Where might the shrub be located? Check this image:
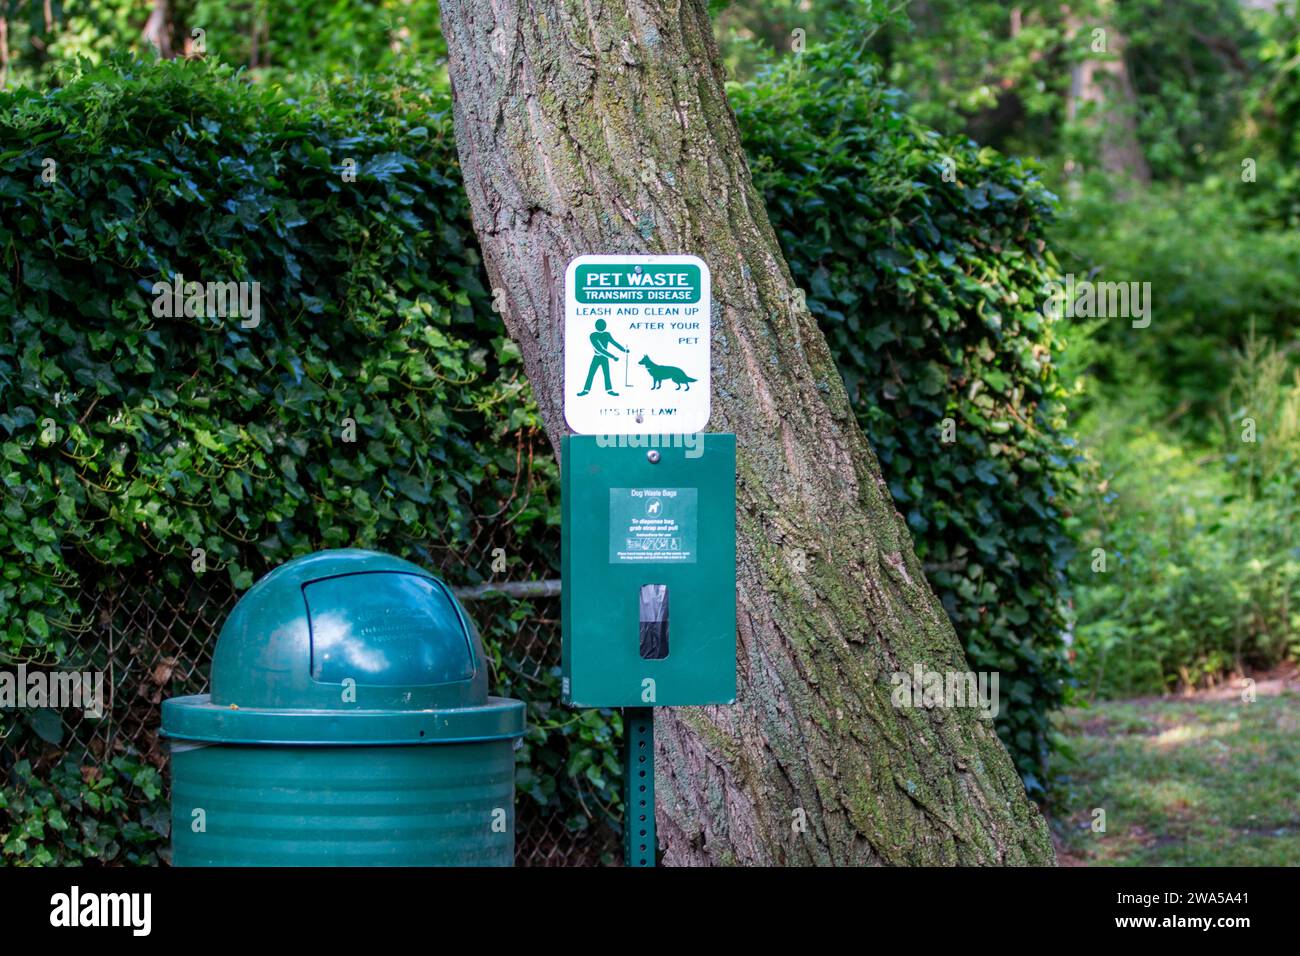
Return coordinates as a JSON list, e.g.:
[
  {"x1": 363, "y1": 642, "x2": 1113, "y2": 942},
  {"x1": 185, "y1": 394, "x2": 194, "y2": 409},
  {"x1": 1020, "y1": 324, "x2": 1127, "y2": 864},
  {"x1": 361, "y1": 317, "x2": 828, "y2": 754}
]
[
  {"x1": 733, "y1": 47, "x2": 1079, "y2": 794},
  {"x1": 0, "y1": 58, "x2": 616, "y2": 863},
  {"x1": 0, "y1": 57, "x2": 529, "y2": 655},
  {"x1": 1072, "y1": 333, "x2": 1300, "y2": 697}
]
